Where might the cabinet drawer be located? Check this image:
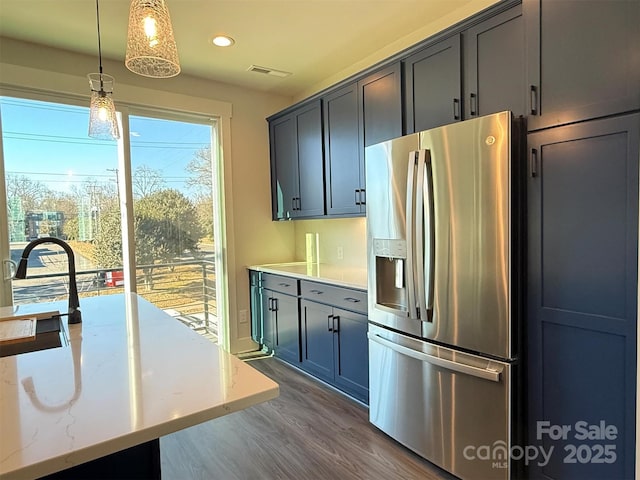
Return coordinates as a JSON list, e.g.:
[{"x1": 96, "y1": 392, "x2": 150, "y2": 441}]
[
  {"x1": 262, "y1": 273, "x2": 298, "y2": 295},
  {"x1": 300, "y1": 281, "x2": 367, "y2": 315}
]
